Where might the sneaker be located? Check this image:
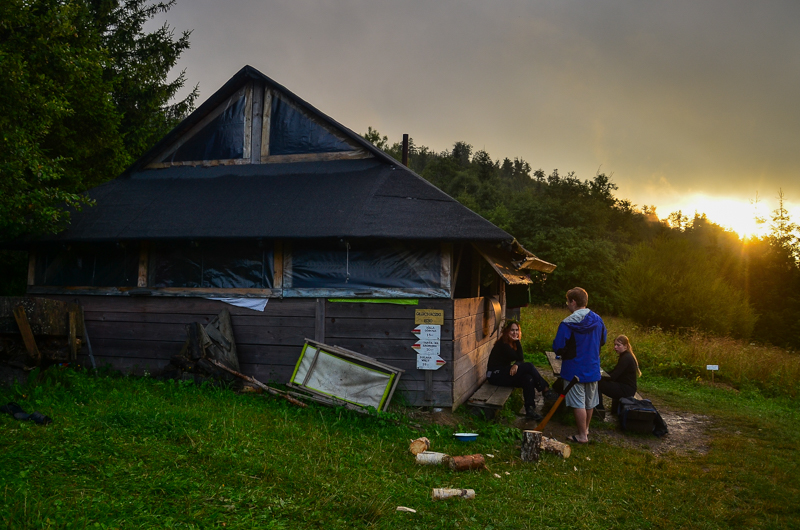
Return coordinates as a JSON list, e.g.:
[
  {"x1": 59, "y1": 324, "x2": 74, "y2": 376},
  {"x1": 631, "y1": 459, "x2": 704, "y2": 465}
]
[
  {"x1": 525, "y1": 406, "x2": 544, "y2": 421},
  {"x1": 543, "y1": 389, "x2": 559, "y2": 402}
]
